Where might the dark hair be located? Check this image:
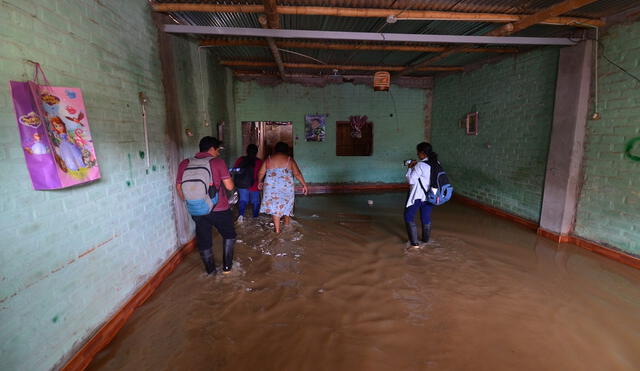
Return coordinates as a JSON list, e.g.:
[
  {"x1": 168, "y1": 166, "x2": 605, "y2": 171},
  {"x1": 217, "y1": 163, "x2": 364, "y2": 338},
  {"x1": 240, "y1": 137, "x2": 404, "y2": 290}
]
[
  {"x1": 417, "y1": 142, "x2": 438, "y2": 162},
  {"x1": 199, "y1": 136, "x2": 222, "y2": 152},
  {"x1": 246, "y1": 144, "x2": 258, "y2": 158},
  {"x1": 244, "y1": 144, "x2": 259, "y2": 167},
  {"x1": 274, "y1": 142, "x2": 289, "y2": 155}
]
